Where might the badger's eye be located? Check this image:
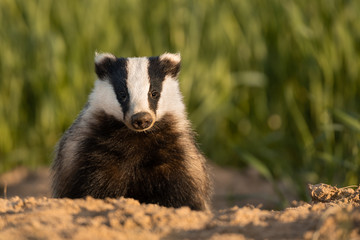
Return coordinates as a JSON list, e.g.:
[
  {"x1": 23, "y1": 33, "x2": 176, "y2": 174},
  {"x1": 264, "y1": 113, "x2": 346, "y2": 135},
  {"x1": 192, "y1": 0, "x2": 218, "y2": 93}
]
[
  {"x1": 150, "y1": 90, "x2": 160, "y2": 99},
  {"x1": 118, "y1": 91, "x2": 127, "y2": 102}
]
